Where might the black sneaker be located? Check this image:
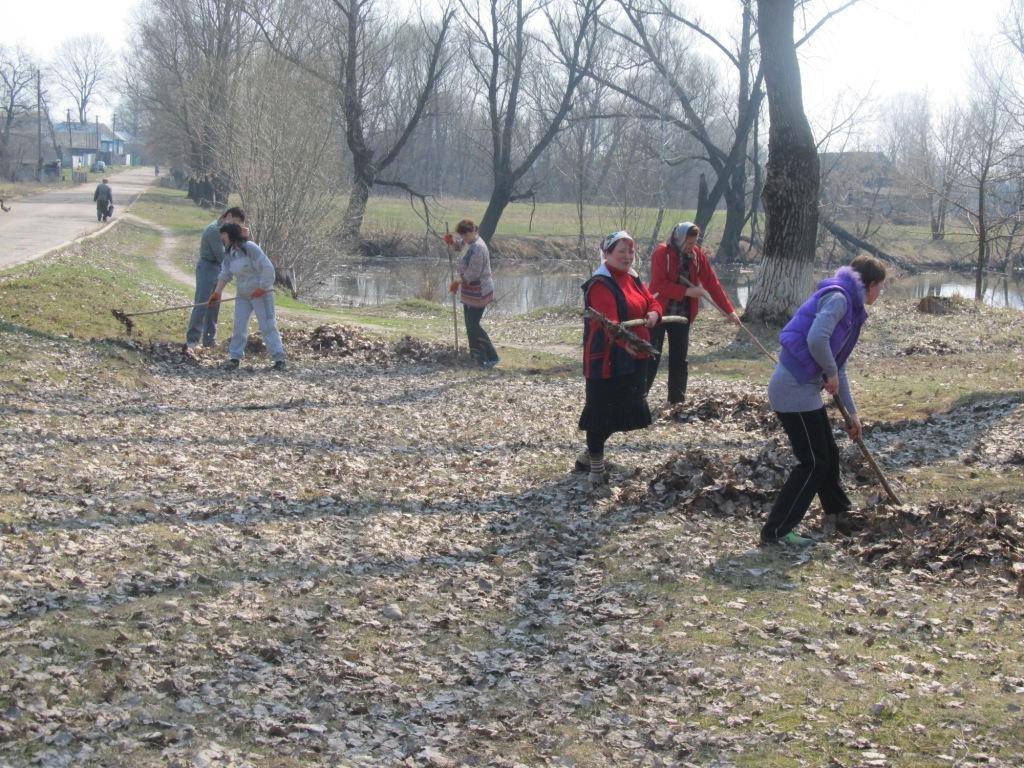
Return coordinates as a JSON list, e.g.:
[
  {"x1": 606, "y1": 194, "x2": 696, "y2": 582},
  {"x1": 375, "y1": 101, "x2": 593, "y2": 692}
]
[
  {"x1": 270, "y1": 360, "x2": 286, "y2": 372},
  {"x1": 222, "y1": 359, "x2": 240, "y2": 370}
]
